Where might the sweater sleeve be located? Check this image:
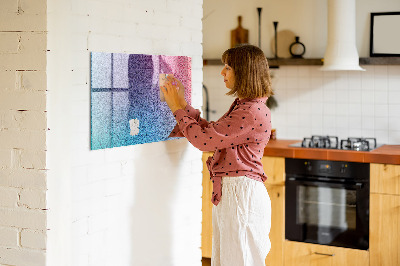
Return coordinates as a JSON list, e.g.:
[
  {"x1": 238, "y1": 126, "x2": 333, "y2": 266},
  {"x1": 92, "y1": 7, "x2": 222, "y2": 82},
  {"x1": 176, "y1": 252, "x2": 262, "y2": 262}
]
[
  {"x1": 169, "y1": 104, "x2": 210, "y2": 137},
  {"x1": 173, "y1": 106, "x2": 257, "y2": 152}
]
